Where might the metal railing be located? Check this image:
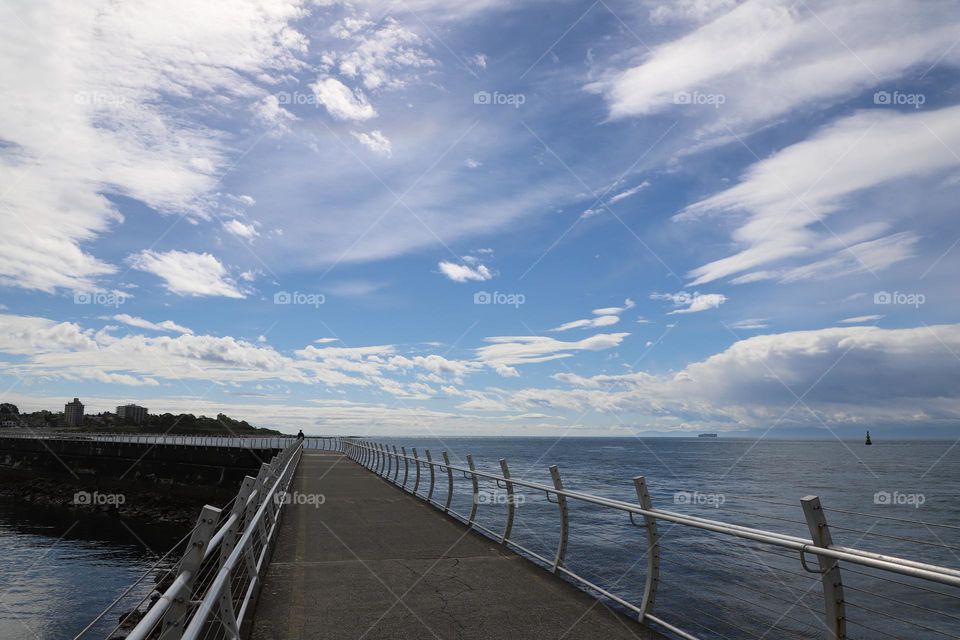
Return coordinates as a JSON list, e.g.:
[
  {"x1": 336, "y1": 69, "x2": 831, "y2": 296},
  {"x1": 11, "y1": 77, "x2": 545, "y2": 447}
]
[
  {"x1": 345, "y1": 439, "x2": 960, "y2": 640},
  {"x1": 0, "y1": 431, "x2": 341, "y2": 450},
  {"x1": 75, "y1": 437, "x2": 345, "y2": 640}
]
